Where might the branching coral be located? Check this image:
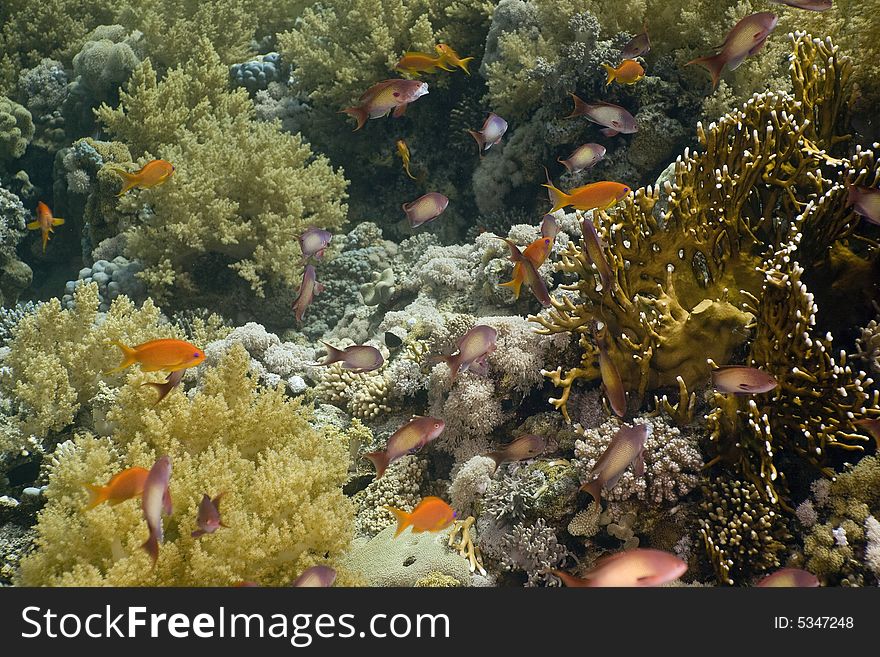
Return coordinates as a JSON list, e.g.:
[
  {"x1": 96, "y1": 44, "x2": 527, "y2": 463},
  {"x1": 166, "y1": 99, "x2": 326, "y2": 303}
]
[
  {"x1": 498, "y1": 517, "x2": 569, "y2": 586},
  {"x1": 17, "y1": 345, "x2": 354, "y2": 586}
]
